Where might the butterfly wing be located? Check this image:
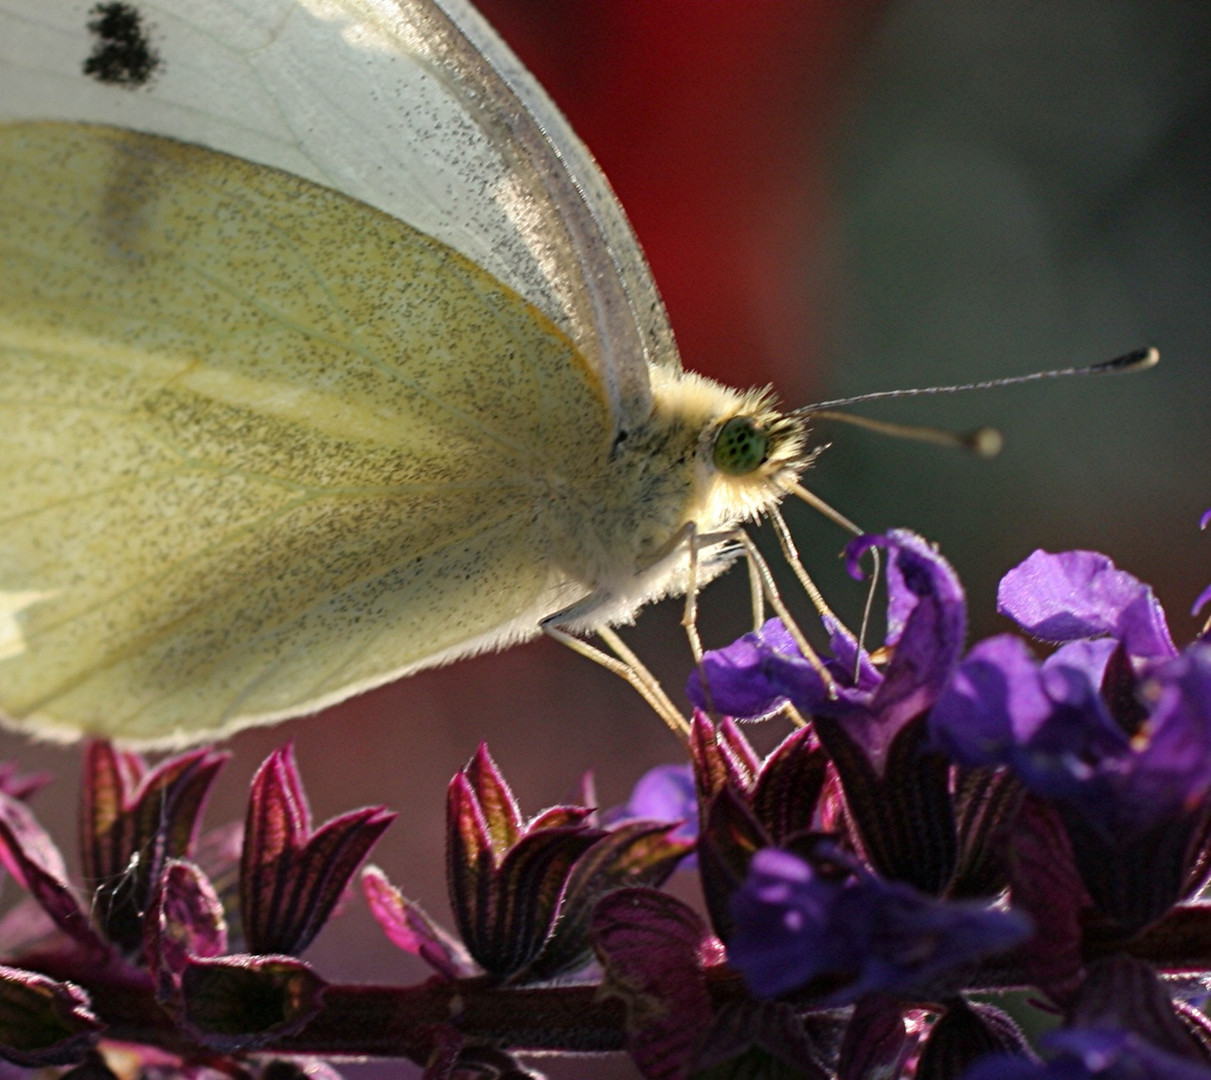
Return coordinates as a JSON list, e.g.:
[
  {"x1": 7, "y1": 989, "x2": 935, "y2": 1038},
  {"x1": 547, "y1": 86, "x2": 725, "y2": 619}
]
[
  {"x1": 0, "y1": 0, "x2": 689, "y2": 743},
  {"x1": 0, "y1": 0, "x2": 680, "y2": 429},
  {"x1": 0, "y1": 122, "x2": 612, "y2": 744}
]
